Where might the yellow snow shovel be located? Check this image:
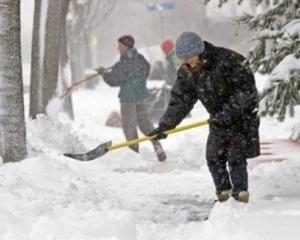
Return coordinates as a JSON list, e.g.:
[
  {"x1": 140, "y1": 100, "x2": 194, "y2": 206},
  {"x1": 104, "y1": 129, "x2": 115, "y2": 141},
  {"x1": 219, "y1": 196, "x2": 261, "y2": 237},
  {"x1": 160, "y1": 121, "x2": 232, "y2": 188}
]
[{"x1": 63, "y1": 119, "x2": 209, "y2": 161}]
